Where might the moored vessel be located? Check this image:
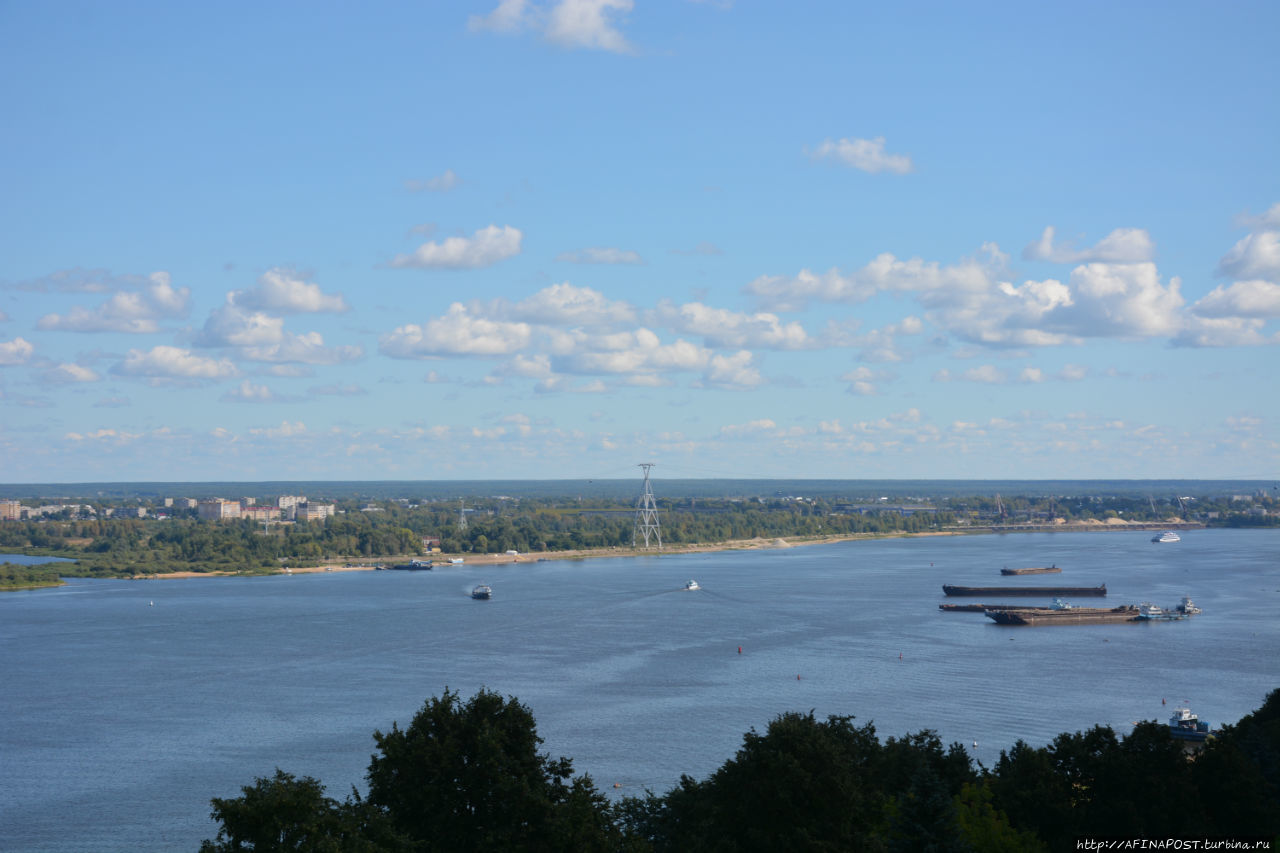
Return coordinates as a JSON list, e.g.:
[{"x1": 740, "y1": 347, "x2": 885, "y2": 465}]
[
  {"x1": 943, "y1": 584, "x2": 1106, "y2": 597},
  {"x1": 984, "y1": 605, "x2": 1139, "y2": 625},
  {"x1": 389, "y1": 560, "x2": 433, "y2": 571},
  {"x1": 1167, "y1": 707, "x2": 1212, "y2": 741},
  {"x1": 1000, "y1": 565, "x2": 1061, "y2": 575}
]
